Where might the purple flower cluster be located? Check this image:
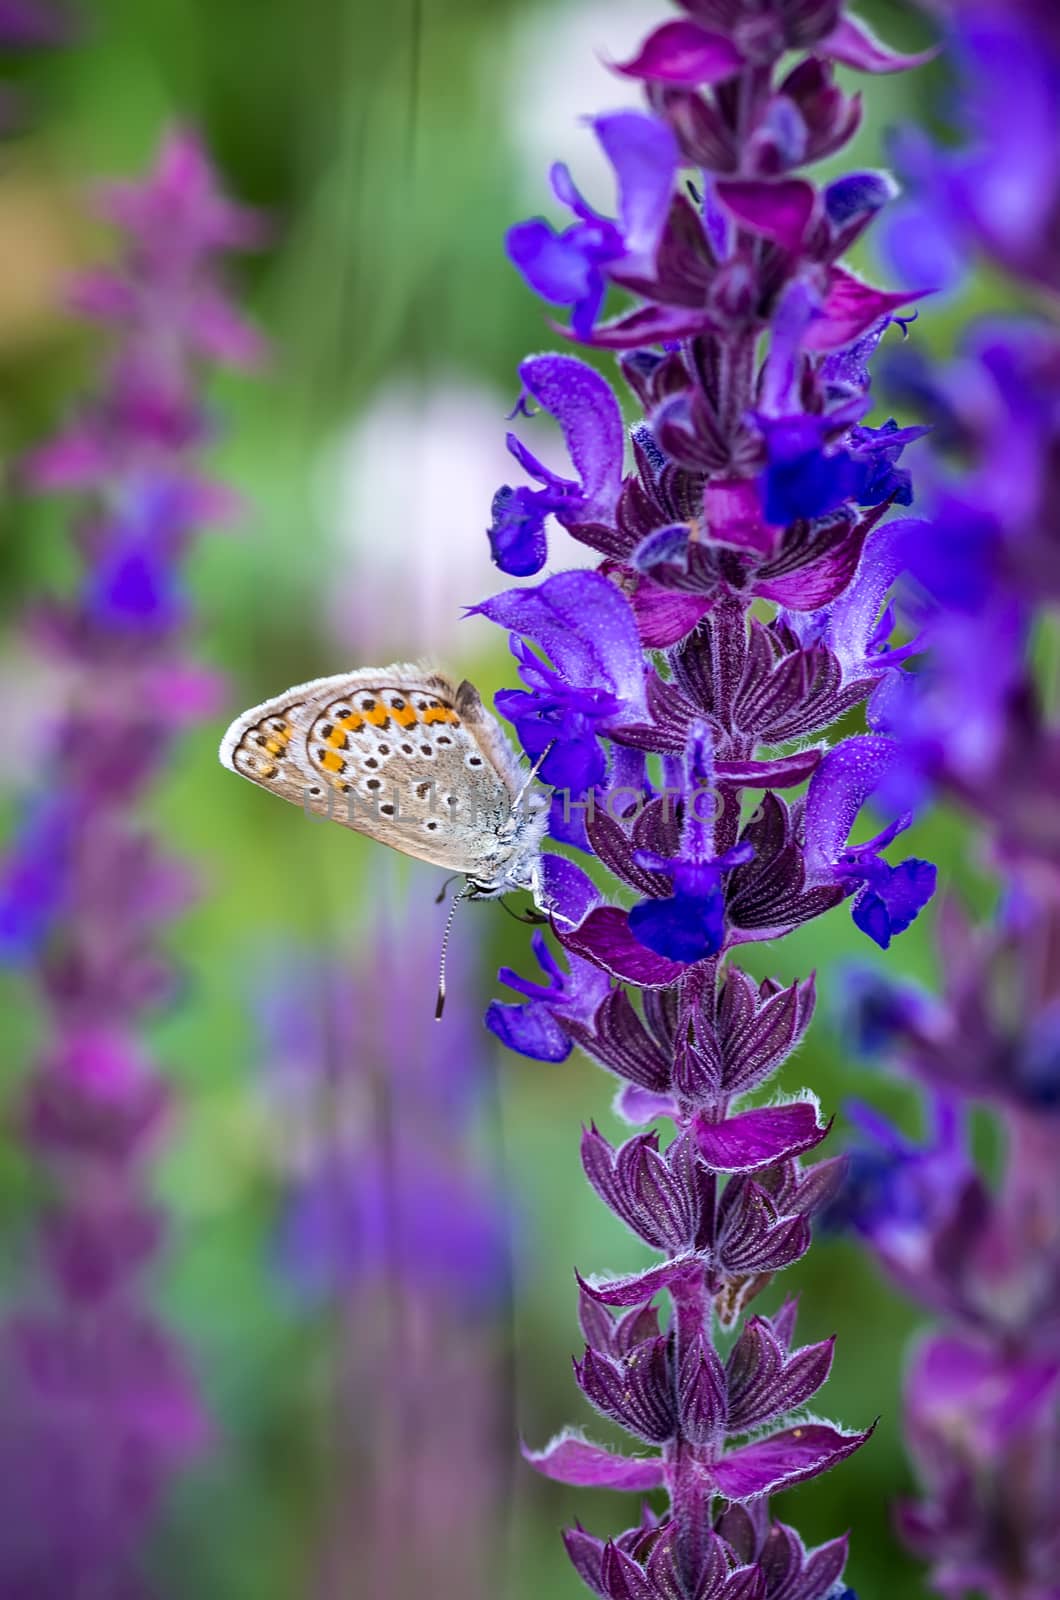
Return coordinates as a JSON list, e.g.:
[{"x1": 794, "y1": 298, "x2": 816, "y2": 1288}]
[
  {"x1": 830, "y1": 3, "x2": 1060, "y2": 1593},
  {"x1": 0, "y1": 131, "x2": 261, "y2": 1593},
  {"x1": 255, "y1": 907, "x2": 511, "y2": 1599},
  {"x1": 474, "y1": 1, "x2": 936, "y2": 1592}
]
